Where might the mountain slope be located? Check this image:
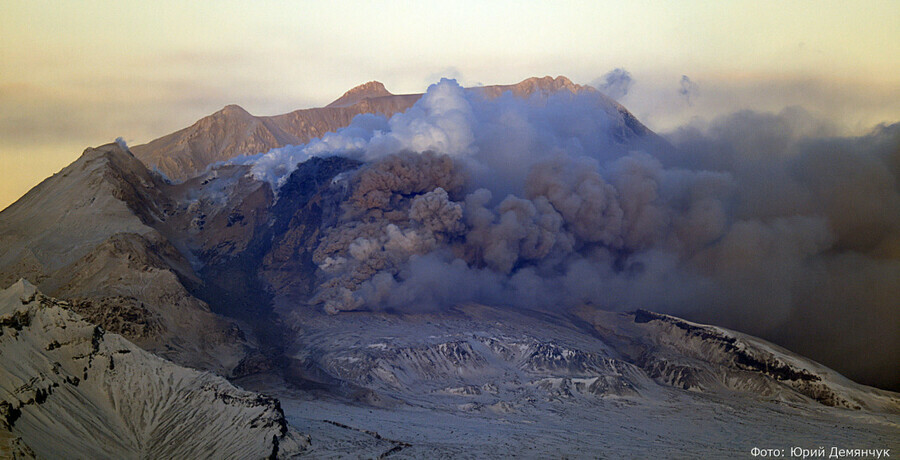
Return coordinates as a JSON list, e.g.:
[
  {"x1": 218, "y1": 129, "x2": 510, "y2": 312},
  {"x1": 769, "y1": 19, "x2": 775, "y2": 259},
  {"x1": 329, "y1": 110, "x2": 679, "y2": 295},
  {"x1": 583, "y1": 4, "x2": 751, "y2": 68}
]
[
  {"x1": 130, "y1": 105, "x2": 302, "y2": 182},
  {"x1": 131, "y1": 76, "x2": 657, "y2": 181},
  {"x1": 249, "y1": 302, "x2": 899, "y2": 457},
  {"x1": 280, "y1": 302, "x2": 899, "y2": 415},
  {"x1": 0, "y1": 279, "x2": 308, "y2": 459},
  {"x1": 0, "y1": 143, "x2": 252, "y2": 375}
]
